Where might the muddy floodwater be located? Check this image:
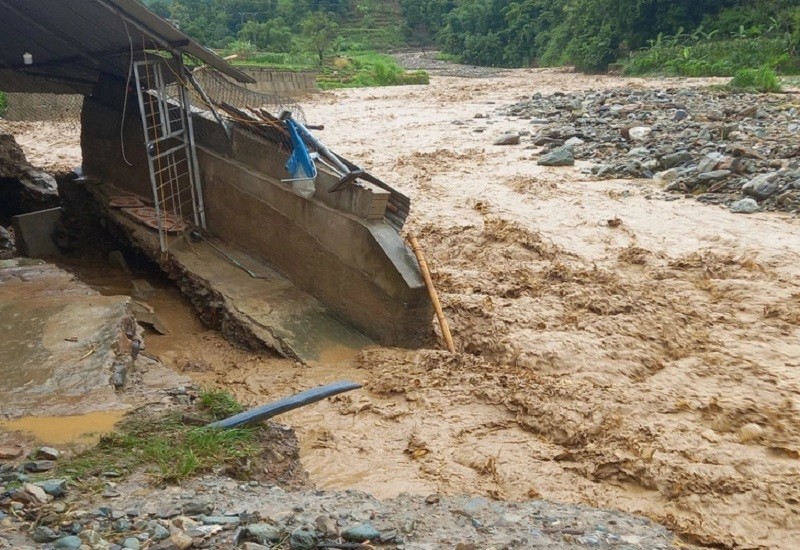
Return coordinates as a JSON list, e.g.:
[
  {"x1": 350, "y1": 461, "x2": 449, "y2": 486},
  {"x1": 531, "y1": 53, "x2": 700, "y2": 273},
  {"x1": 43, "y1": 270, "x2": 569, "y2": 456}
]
[{"x1": 6, "y1": 68, "x2": 800, "y2": 549}]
